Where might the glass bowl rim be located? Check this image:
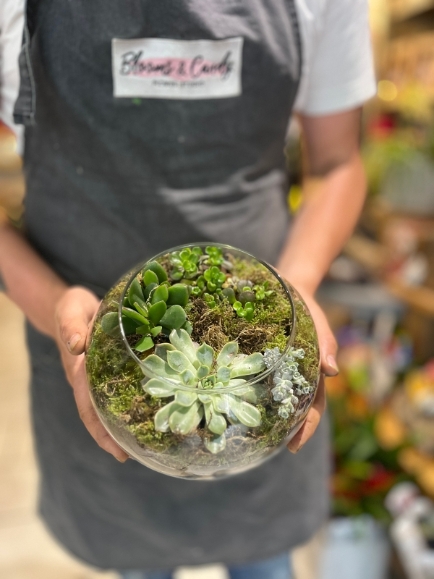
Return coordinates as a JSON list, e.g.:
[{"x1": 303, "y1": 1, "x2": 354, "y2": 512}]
[{"x1": 119, "y1": 242, "x2": 297, "y2": 393}]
